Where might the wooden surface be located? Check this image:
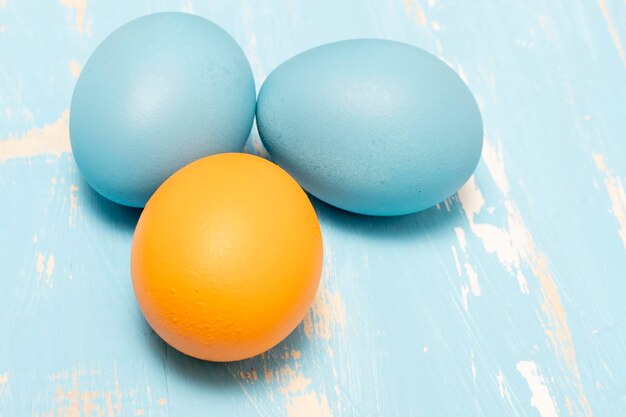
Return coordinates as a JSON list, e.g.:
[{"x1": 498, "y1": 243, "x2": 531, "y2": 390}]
[{"x1": 1, "y1": 1, "x2": 626, "y2": 416}]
